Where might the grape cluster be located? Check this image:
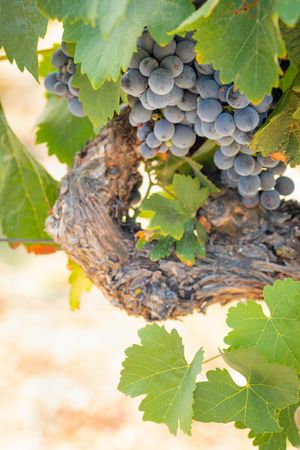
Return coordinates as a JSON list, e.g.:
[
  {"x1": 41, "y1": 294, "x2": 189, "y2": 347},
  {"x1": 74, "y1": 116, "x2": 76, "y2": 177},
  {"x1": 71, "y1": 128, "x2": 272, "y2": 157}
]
[
  {"x1": 122, "y1": 30, "x2": 295, "y2": 210},
  {"x1": 44, "y1": 43, "x2": 85, "y2": 118},
  {"x1": 121, "y1": 31, "x2": 199, "y2": 158}
]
